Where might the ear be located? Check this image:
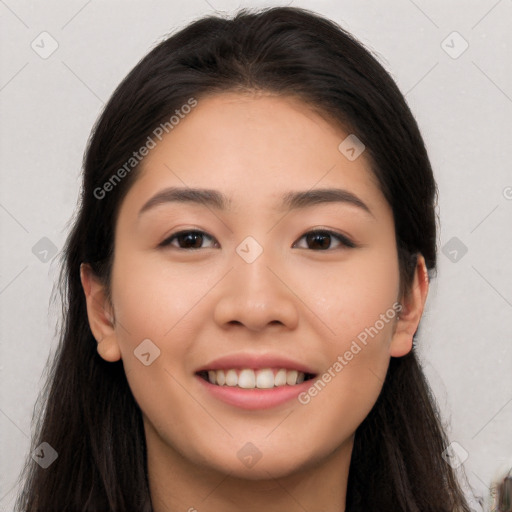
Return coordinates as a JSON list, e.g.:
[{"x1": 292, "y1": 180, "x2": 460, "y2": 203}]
[
  {"x1": 80, "y1": 263, "x2": 122, "y2": 362},
  {"x1": 389, "y1": 254, "x2": 429, "y2": 357}
]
